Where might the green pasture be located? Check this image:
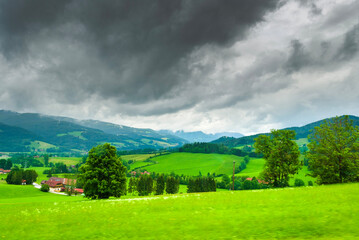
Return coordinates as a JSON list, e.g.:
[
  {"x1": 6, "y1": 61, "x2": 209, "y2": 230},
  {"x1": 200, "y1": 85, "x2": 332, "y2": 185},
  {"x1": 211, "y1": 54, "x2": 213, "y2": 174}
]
[
  {"x1": 129, "y1": 161, "x2": 153, "y2": 170},
  {"x1": 0, "y1": 182, "x2": 358, "y2": 239},
  {"x1": 143, "y1": 153, "x2": 245, "y2": 176},
  {"x1": 235, "y1": 156, "x2": 316, "y2": 185},
  {"x1": 49, "y1": 156, "x2": 82, "y2": 165},
  {"x1": 29, "y1": 141, "x2": 56, "y2": 150},
  {"x1": 120, "y1": 154, "x2": 155, "y2": 162},
  {"x1": 237, "y1": 158, "x2": 266, "y2": 177},
  {"x1": 0, "y1": 180, "x2": 83, "y2": 204}
]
